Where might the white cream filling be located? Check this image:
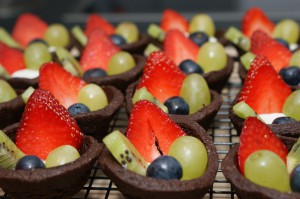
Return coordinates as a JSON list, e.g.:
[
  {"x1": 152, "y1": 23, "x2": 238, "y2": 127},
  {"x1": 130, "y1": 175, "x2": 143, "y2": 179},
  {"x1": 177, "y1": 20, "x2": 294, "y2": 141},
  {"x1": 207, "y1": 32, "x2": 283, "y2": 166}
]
[
  {"x1": 257, "y1": 113, "x2": 286, "y2": 124},
  {"x1": 12, "y1": 69, "x2": 39, "y2": 79}
]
